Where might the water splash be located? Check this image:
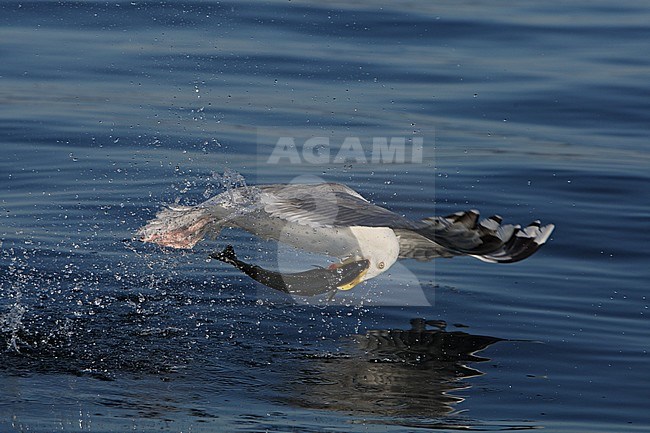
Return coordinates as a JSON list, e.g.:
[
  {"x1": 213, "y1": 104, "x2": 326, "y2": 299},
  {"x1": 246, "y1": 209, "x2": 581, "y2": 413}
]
[
  {"x1": 212, "y1": 168, "x2": 247, "y2": 190},
  {"x1": 211, "y1": 168, "x2": 259, "y2": 204},
  {"x1": 136, "y1": 169, "x2": 263, "y2": 249},
  {"x1": 0, "y1": 257, "x2": 28, "y2": 352},
  {"x1": 207, "y1": 169, "x2": 262, "y2": 221},
  {"x1": 1, "y1": 297, "x2": 26, "y2": 352}
]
